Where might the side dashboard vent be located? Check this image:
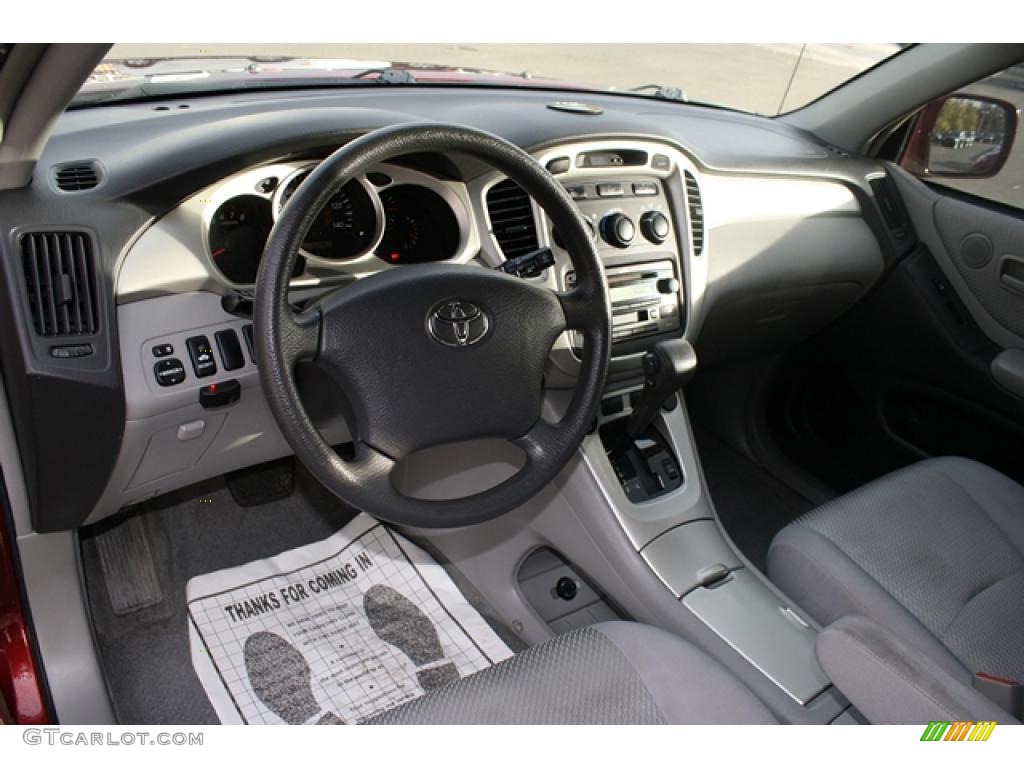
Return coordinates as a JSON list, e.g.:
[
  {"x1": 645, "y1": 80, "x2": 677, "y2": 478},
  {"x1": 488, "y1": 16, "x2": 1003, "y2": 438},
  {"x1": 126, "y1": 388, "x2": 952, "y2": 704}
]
[
  {"x1": 683, "y1": 171, "x2": 705, "y2": 256},
  {"x1": 486, "y1": 179, "x2": 539, "y2": 259},
  {"x1": 53, "y1": 162, "x2": 101, "y2": 192},
  {"x1": 868, "y1": 174, "x2": 910, "y2": 239},
  {"x1": 20, "y1": 232, "x2": 99, "y2": 337}
]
